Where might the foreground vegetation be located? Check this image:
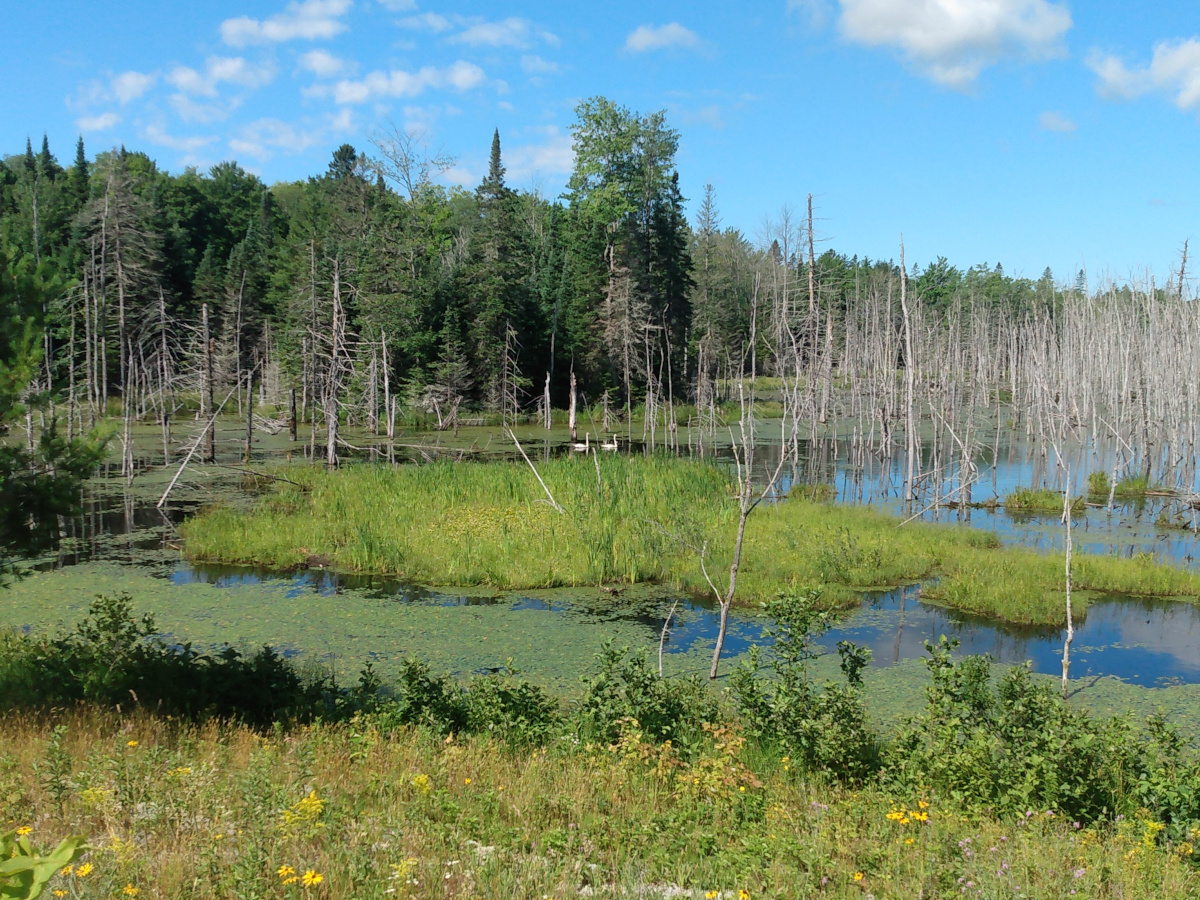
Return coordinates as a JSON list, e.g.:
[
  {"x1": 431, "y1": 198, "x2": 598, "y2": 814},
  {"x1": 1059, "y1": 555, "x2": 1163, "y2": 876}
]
[
  {"x1": 183, "y1": 456, "x2": 1200, "y2": 625},
  {"x1": 3, "y1": 595, "x2": 1200, "y2": 898}
]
